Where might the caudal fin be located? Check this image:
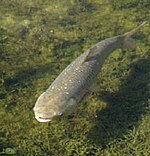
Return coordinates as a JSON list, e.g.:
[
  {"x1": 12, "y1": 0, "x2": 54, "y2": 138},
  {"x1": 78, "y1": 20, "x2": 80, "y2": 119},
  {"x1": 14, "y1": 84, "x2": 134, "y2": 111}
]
[{"x1": 122, "y1": 21, "x2": 148, "y2": 50}]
